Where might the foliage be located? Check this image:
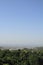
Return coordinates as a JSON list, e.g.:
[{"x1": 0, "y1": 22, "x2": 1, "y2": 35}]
[{"x1": 0, "y1": 49, "x2": 43, "y2": 65}]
